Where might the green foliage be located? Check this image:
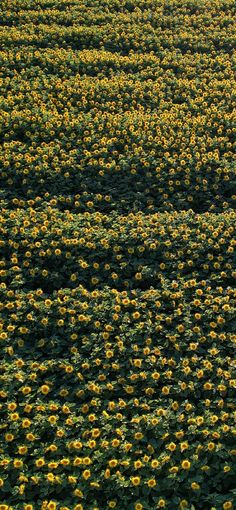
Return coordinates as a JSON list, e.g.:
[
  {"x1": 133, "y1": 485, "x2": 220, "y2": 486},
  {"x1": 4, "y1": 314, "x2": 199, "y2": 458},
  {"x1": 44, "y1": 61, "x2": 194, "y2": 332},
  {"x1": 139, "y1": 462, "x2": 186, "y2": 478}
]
[{"x1": 0, "y1": 0, "x2": 235, "y2": 509}]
